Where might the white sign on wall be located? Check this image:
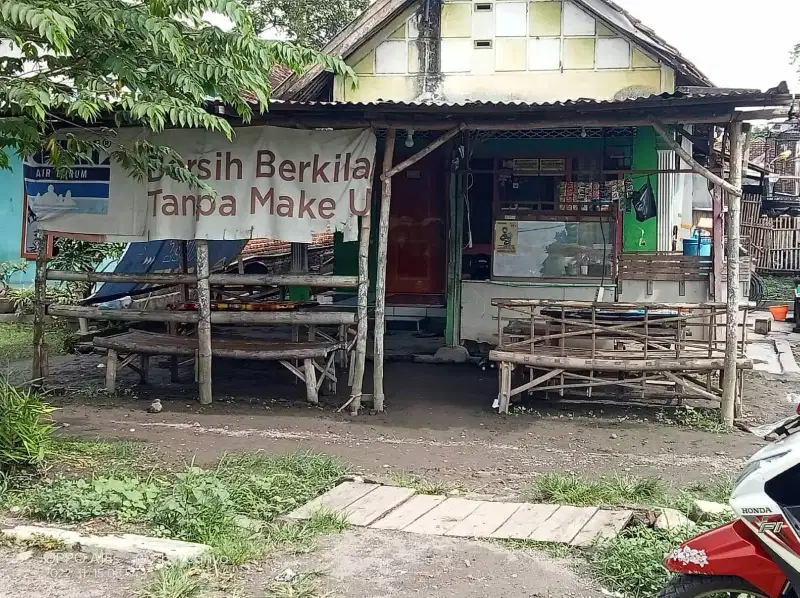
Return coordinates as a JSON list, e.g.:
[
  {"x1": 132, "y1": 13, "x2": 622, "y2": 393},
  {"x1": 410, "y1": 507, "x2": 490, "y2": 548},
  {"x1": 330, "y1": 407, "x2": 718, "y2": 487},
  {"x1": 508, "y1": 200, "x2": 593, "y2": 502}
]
[{"x1": 28, "y1": 126, "x2": 377, "y2": 243}]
